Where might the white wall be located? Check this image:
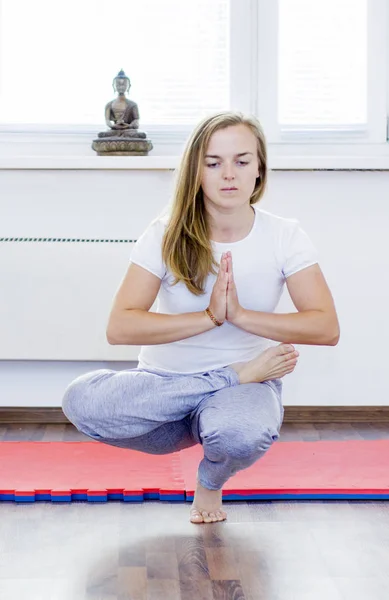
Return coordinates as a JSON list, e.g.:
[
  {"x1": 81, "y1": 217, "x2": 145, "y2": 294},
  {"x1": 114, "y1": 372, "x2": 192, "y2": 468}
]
[
  {"x1": 0, "y1": 168, "x2": 387, "y2": 407},
  {"x1": 268, "y1": 170, "x2": 388, "y2": 407}
]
